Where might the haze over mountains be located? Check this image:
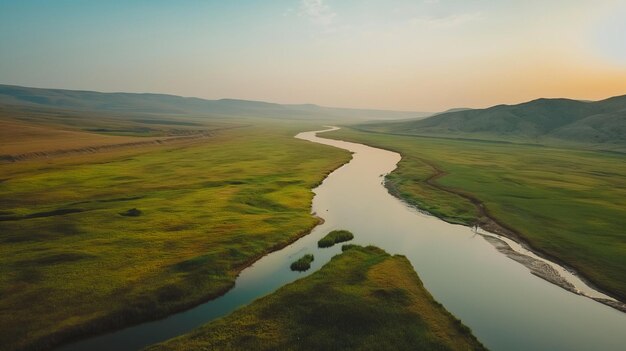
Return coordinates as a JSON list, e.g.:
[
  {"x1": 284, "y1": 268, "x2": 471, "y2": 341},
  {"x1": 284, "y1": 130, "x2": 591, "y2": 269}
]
[
  {"x1": 358, "y1": 95, "x2": 626, "y2": 151},
  {"x1": 2, "y1": 84, "x2": 625, "y2": 151},
  {"x1": 0, "y1": 84, "x2": 431, "y2": 122}
]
